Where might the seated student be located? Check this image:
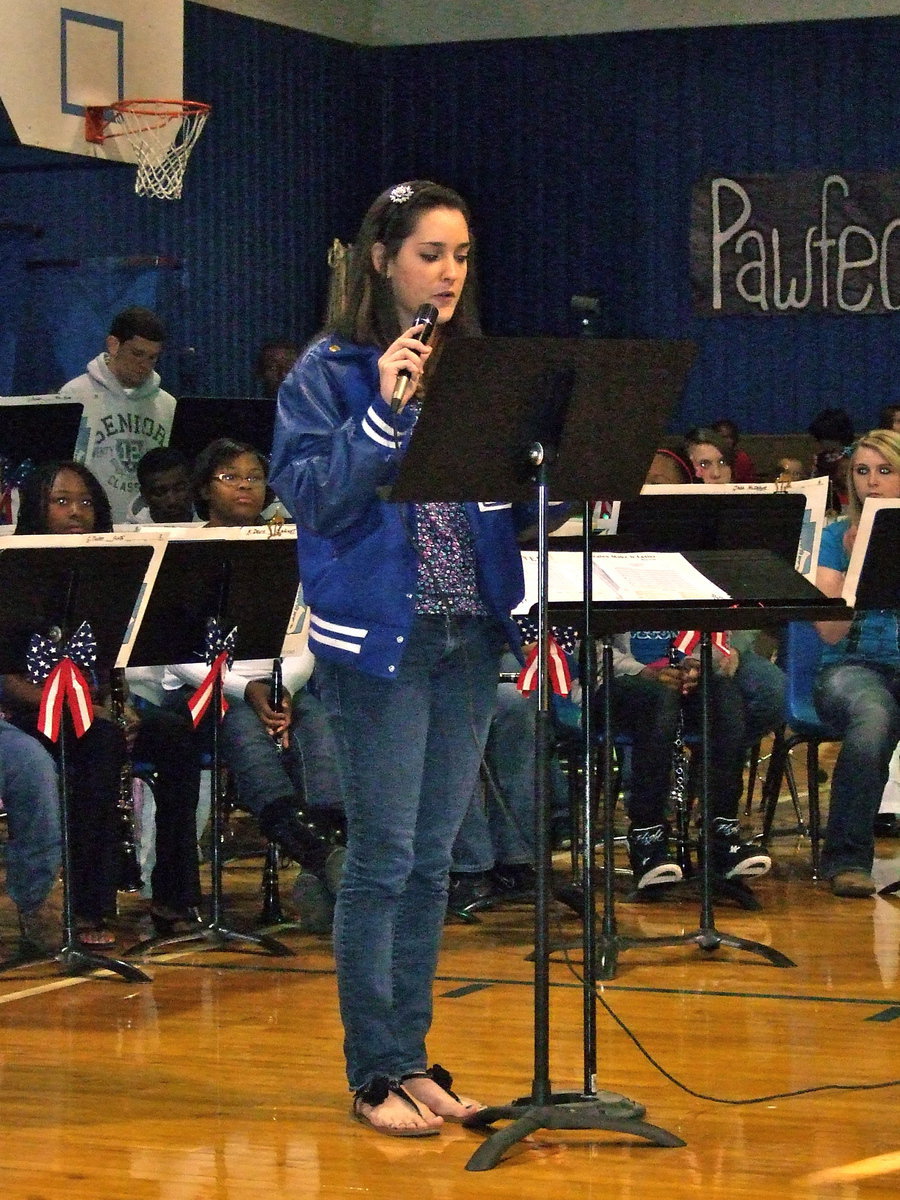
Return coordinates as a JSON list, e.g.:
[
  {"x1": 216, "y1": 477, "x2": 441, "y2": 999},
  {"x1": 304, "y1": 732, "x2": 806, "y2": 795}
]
[
  {"x1": 877, "y1": 403, "x2": 900, "y2": 434},
  {"x1": 774, "y1": 455, "x2": 807, "y2": 483},
  {"x1": 126, "y1": 447, "x2": 197, "y2": 524},
  {"x1": 711, "y1": 419, "x2": 756, "y2": 482},
  {"x1": 643, "y1": 448, "x2": 693, "y2": 486},
  {"x1": 682, "y1": 427, "x2": 734, "y2": 484},
  {"x1": 598, "y1": 631, "x2": 771, "y2": 889},
  {"x1": 447, "y1": 645, "x2": 571, "y2": 912},
  {"x1": 812, "y1": 429, "x2": 900, "y2": 897},
  {"x1": 6, "y1": 462, "x2": 202, "y2": 943},
  {"x1": 808, "y1": 408, "x2": 855, "y2": 514},
  {"x1": 657, "y1": 441, "x2": 786, "y2": 747},
  {"x1": 162, "y1": 438, "x2": 346, "y2": 929},
  {"x1": 0, "y1": 718, "x2": 62, "y2": 954},
  {"x1": 255, "y1": 339, "x2": 300, "y2": 400}
]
